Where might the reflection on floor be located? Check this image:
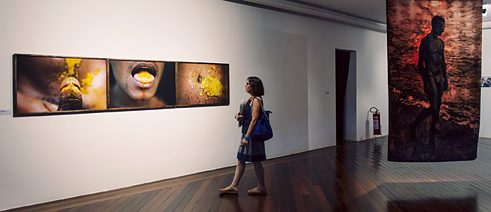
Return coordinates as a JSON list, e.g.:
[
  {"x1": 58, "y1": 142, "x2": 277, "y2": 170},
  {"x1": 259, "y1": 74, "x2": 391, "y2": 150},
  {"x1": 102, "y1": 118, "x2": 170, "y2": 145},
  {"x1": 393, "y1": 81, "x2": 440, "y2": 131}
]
[{"x1": 11, "y1": 137, "x2": 491, "y2": 211}]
